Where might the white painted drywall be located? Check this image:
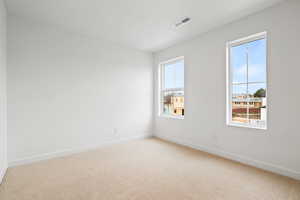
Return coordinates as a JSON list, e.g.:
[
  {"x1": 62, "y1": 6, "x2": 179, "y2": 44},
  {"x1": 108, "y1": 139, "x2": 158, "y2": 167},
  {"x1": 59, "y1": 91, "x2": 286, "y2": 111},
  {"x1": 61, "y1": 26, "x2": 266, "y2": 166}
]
[
  {"x1": 154, "y1": 0, "x2": 300, "y2": 179},
  {"x1": 7, "y1": 16, "x2": 153, "y2": 164},
  {"x1": 0, "y1": 0, "x2": 7, "y2": 183}
]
